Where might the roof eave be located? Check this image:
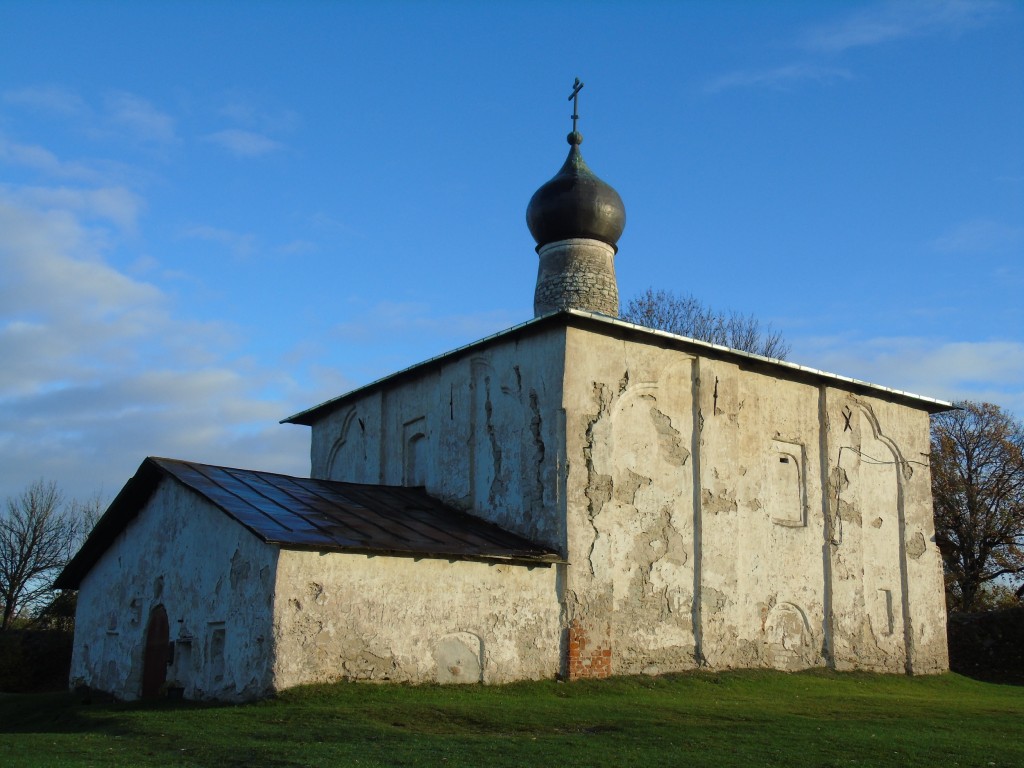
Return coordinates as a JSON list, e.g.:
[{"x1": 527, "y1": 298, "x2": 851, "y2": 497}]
[
  {"x1": 273, "y1": 541, "x2": 564, "y2": 566},
  {"x1": 55, "y1": 457, "x2": 565, "y2": 588},
  {"x1": 283, "y1": 309, "x2": 954, "y2": 426}
]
